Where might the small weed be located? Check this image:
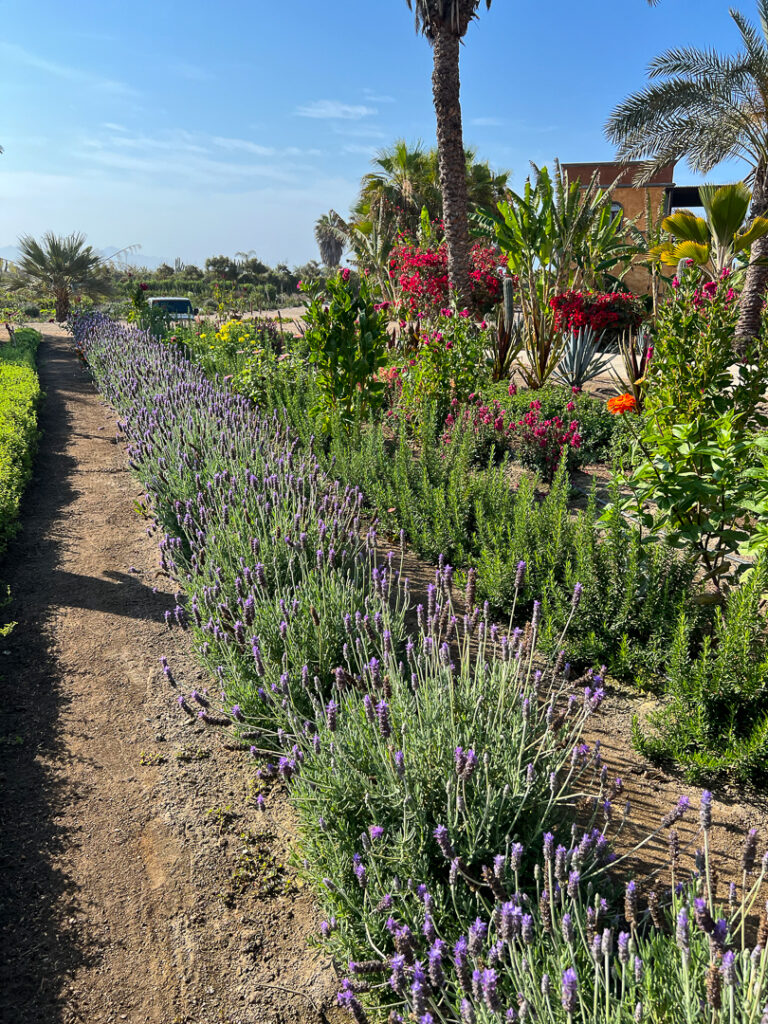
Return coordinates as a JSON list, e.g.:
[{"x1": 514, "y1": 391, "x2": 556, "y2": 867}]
[
  {"x1": 138, "y1": 749, "x2": 165, "y2": 766},
  {"x1": 206, "y1": 803, "x2": 238, "y2": 833},
  {"x1": 0, "y1": 733, "x2": 23, "y2": 746},
  {"x1": 175, "y1": 744, "x2": 211, "y2": 762},
  {"x1": 219, "y1": 827, "x2": 297, "y2": 905}
]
